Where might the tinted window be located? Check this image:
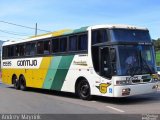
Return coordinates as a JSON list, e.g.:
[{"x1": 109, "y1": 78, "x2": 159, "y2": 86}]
[
  {"x1": 52, "y1": 38, "x2": 59, "y2": 53},
  {"x1": 110, "y1": 29, "x2": 151, "y2": 42},
  {"x1": 78, "y1": 34, "x2": 88, "y2": 50},
  {"x1": 25, "y1": 43, "x2": 31, "y2": 56},
  {"x1": 37, "y1": 41, "x2": 44, "y2": 54},
  {"x1": 20, "y1": 45, "x2": 25, "y2": 56},
  {"x1": 15, "y1": 44, "x2": 25, "y2": 56},
  {"x1": 25, "y1": 43, "x2": 36, "y2": 56},
  {"x1": 2, "y1": 47, "x2": 7, "y2": 58},
  {"x1": 44, "y1": 40, "x2": 50, "y2": 55},
  {"x1": 69, "y1": 36, "x2": 77, "y2": 51},
  {"x1": 59, "y1": 37, "x2": 67, "y2": 52},
  {"x1": 30, "y1": 43, "x2": 36, "y2": 55},
  {"x1": 92, "y1": 29, "x2": 108, "y2": 45},
  {"x1": 8, "y1": 46, "x2": 15, "y2": 57}
]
